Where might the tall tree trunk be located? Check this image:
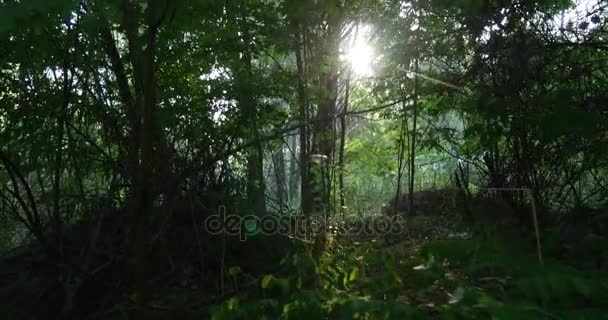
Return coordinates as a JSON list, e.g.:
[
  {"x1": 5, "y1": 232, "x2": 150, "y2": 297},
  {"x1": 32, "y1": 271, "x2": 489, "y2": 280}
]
[
  {"x1": 408, "y1": 80, "x2": 418, "y2": 215},
  {"x1": 408, "y1": 2, "x2": 420, "y2": 215},
  {"x1": 273, "y1": 147, "x2": 287, "y2": 210},
  {"x1": 395, "y1": 99, "x2": 408, "y2": 215},
  {"x1": 233, "y1": 0, "x2": 267, "y2": 215},
  {"x1": 311, "y1": 26, "x2": 339, "y2": 217},
  {"x1": 295, "y1": 24, "x2": 312, "y2": 216},
  {"x1": 338, "y1": 78, "x2": 349, "y2": 218},
  {"x1": 55, "y1": 31, "x2": 77, "y2": 317},
  {"x1": 53, "y1": 40, "x2": 73, "y2": 257},
  {"x1": 96, "y1": 6, "x2": 165, "y2": 316},
  {"x1": 121, "y1": 0, "x2": 161, "y2": 317},
  {"x1": 288, "y1": 133, "x2": 299, "y2": 202}
]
